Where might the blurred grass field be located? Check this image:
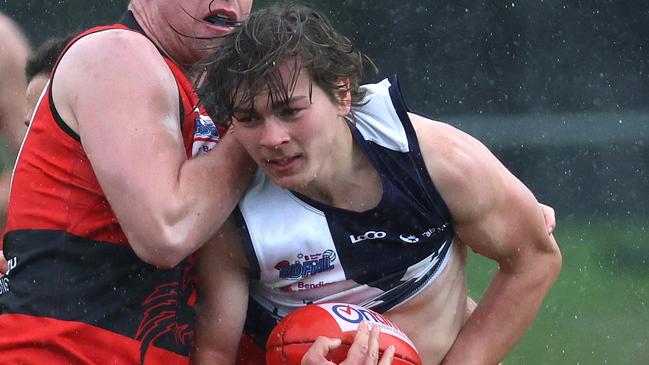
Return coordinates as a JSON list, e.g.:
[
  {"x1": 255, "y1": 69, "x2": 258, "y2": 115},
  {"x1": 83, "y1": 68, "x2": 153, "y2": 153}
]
[{"x1": 466, "y1": 217, "x2": 649, "y2": 364}]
